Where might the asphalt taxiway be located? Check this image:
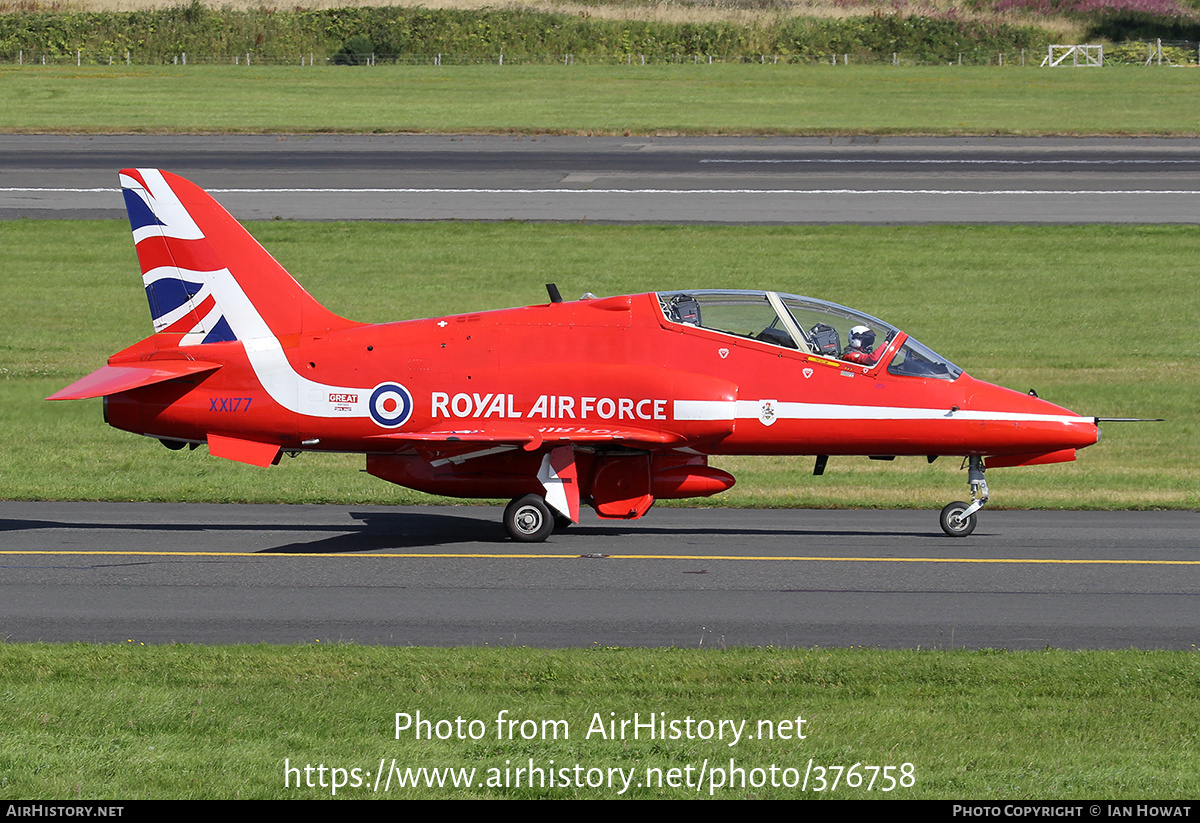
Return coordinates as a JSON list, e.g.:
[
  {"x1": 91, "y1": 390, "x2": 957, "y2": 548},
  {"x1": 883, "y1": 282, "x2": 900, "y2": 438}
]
[{"x1": 2, "y1": 502, "x2": 1195, "y2": 649}]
